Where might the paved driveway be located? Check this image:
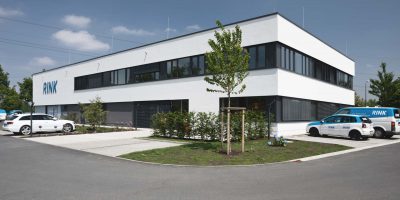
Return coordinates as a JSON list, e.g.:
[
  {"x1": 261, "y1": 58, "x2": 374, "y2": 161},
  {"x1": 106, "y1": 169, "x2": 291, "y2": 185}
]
[
  {"x1": 1, "y1": 134, "x2": 400, "y2": 200},
  {"x1": 0, "y1": 129, "x2": 182, "y2": 157}
]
